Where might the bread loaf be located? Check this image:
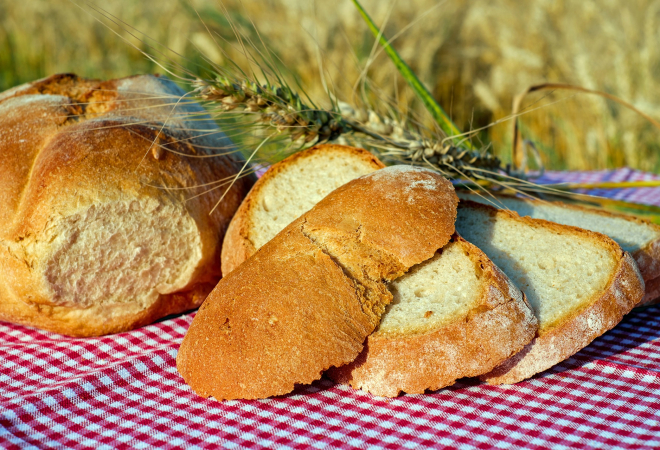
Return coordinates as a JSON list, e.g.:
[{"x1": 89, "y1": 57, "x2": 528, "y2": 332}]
[
  {"x1": 221, "y1": 144, "x2": 385, "y2": 274},
  {"x1": 0, "y1": 73, "x2": 255, "y2": 336},
  {"x1": 460, "y1": 193, "x2": 660, "y2": 306},
  {"x1": 455, "y1": 201, "x2": 644, "y2": 384},
  {"x1": 177, "y1": 166, "x2": 458, "y2": 401}
]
